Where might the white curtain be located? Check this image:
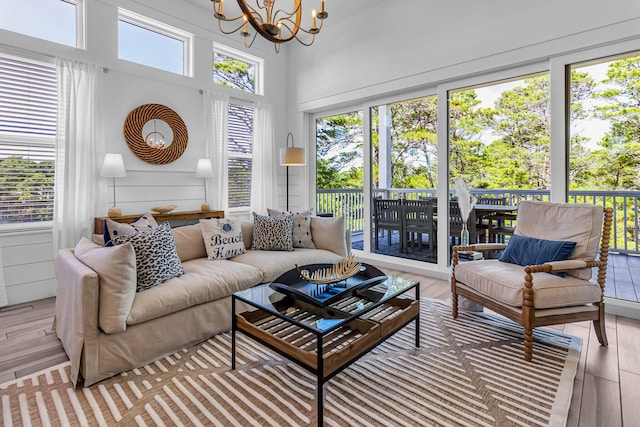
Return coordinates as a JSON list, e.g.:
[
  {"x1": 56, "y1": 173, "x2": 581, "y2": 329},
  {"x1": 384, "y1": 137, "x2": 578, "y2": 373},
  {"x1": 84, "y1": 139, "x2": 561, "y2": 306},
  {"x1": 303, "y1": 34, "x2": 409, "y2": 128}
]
[
  {"x1": 250, "y1": 102, "x2": 277, "y2": 213},
  {"x1": 203, "y1": 91, "x2": 229, "y2": 213},
  {"x1": 53, "y1": 59, "x2": 103, "y2": 251}
]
